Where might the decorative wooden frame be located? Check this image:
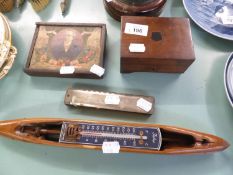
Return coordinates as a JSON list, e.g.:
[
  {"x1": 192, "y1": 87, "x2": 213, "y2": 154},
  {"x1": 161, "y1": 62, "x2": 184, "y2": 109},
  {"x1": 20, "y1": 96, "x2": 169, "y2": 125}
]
[{"x1": 24, "y1": 22, "x2": 106, "y2": 79}]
